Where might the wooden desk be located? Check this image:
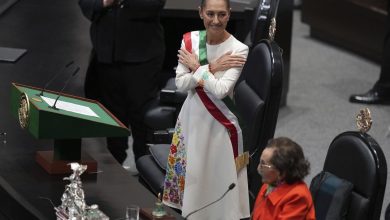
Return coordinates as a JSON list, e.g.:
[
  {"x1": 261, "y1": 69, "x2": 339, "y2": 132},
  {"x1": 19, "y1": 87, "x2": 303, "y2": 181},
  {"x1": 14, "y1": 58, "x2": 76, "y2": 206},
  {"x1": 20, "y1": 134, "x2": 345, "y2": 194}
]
[
  {"x1": 302, "y1": 0, "x2": 387, "y2": 62},
  {"x1": 0, "y1": 140, "x2": 181, "y2": 219}
]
